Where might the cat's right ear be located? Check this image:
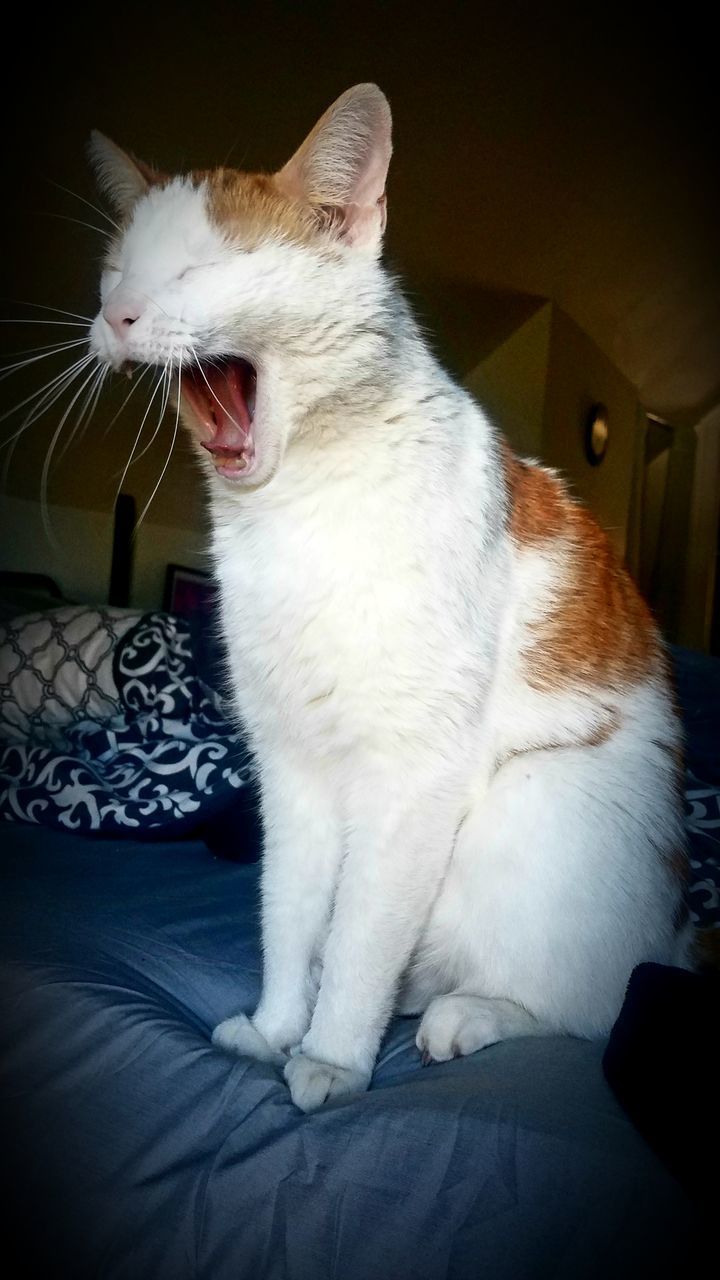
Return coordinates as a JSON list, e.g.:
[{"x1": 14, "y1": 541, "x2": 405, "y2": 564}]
[{"x1": 87, "y1": 131, "x2": 160, "y2": 216}]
